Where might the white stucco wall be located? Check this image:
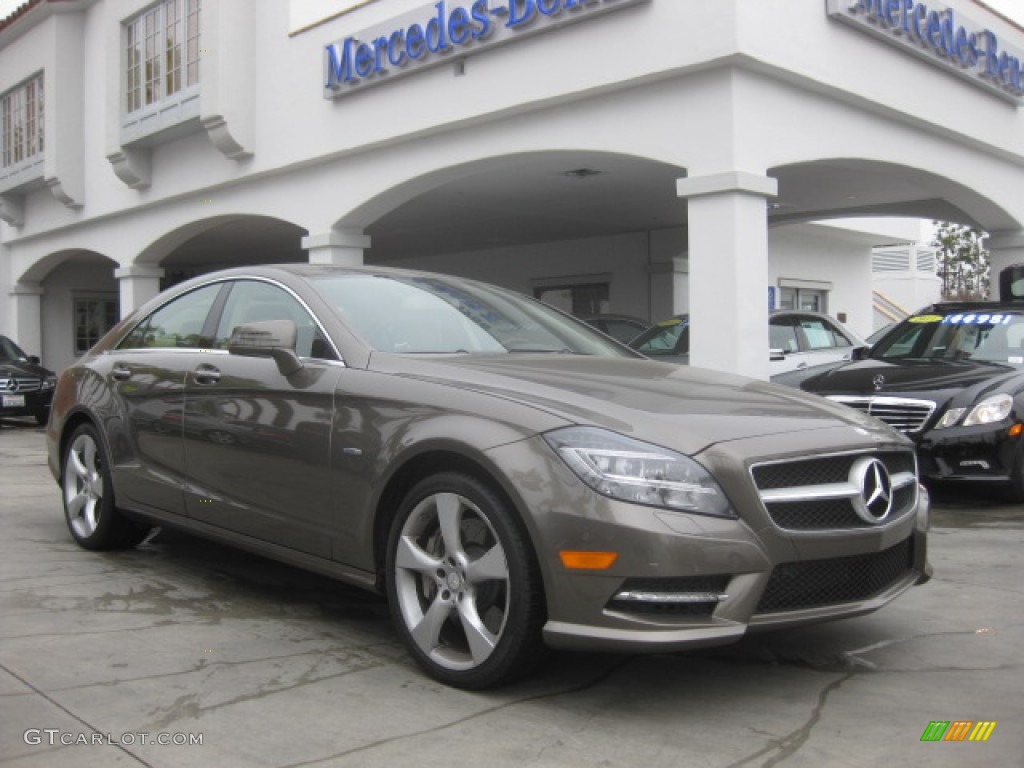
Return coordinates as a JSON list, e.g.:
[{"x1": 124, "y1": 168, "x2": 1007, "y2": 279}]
[{"x1": 2, "y1": 0, "x2": 1023, "y2": 376}]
